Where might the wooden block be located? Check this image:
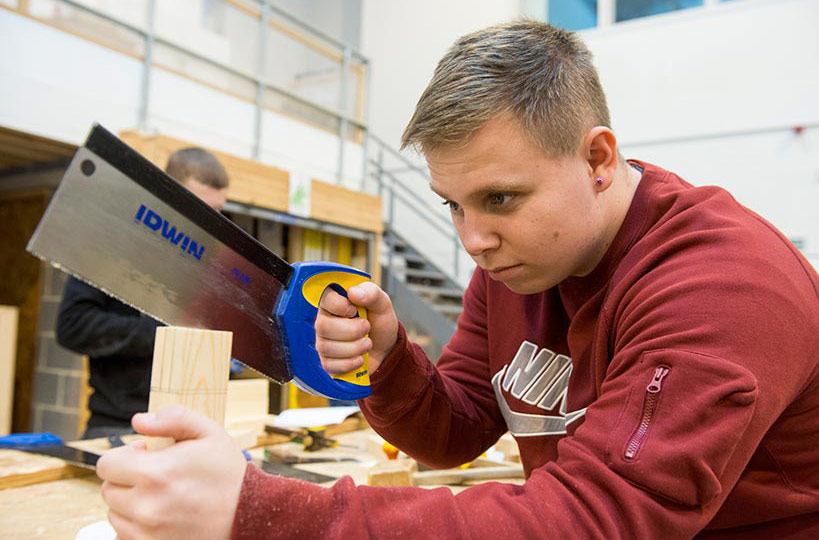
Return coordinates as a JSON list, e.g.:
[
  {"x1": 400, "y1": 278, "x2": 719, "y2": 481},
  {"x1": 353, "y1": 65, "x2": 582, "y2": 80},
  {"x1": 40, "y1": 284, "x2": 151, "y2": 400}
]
[
  {"x1": 226, "y1": 428, "x2": 258, "y2": 450},
  {"x1": 367, "y1": 459, "x2": 417, "y2": 487},
  {"x1": 226, "y1": 379, "x2": 269, "y2": 420},
  {"x1": 0, "y1": 306, "x2": 19, "y2": 436},
  {"x1": 147, "y1": 327, "x2": 233, "y2": 450},
  {"x1": 224, "y1": 378, "x2": 270, "y2": 443},
  {"x1": 225, "y1": 416, "x2": 267, "y2": 436}
]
